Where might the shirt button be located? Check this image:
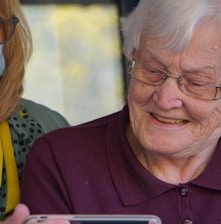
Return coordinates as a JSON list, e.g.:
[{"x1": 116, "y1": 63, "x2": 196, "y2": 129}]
[
  {"x1": 183, "y1": 219, "x2": 193, "y2": 224},
  {"x1": 179, "y1": 187, "x2": 189, "y2": 196}
]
